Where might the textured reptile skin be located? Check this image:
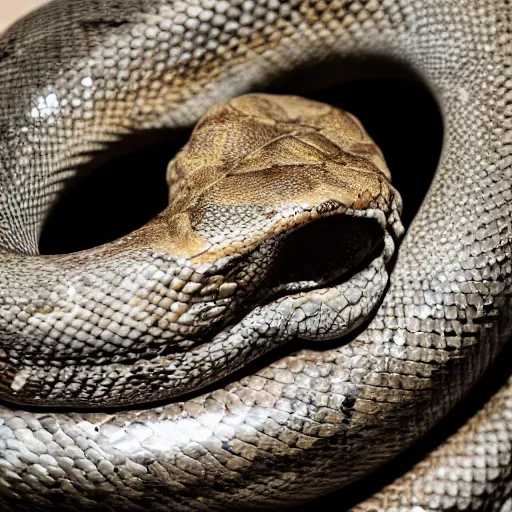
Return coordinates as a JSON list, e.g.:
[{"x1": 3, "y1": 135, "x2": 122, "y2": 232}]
[{"x1": 0, "y1": 1, "x2": 511, "y2": 511}]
